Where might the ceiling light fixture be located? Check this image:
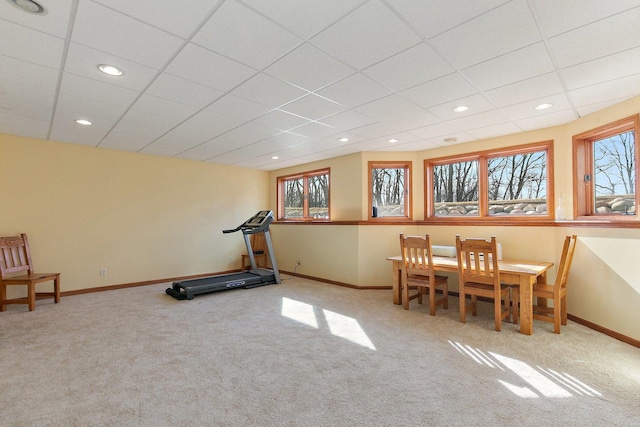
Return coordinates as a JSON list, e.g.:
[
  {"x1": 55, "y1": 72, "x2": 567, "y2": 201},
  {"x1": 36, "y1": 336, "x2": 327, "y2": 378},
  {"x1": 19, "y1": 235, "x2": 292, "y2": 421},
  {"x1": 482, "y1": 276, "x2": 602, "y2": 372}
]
[
  {"x1": 271, "y1": 156, "x2": 279, "y2": 160},
  {"x1": 453, "y1": 105, "x2": 469, "y2": 113},
  {"x1": 338, "y1": 137, "x2": 350, "y2": 142},
  {"x1": 534, "y1": 103, "x2": 553, "y2": 110},
  {"x1": 7, "y1": 0, "x2": 45, "y2": 14},
  {"x1": 443, "y1": 137, "x2": 458, "y2": 143},
  {"x1": 98, "y1": 64, "x2": 123, "y2": 76},
  {"x1": 387, "y1": 138, "x2": 398, "y2": 143},
  {"x1": 75, "y1": 119, "x2": 92, "y2": 126}
]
